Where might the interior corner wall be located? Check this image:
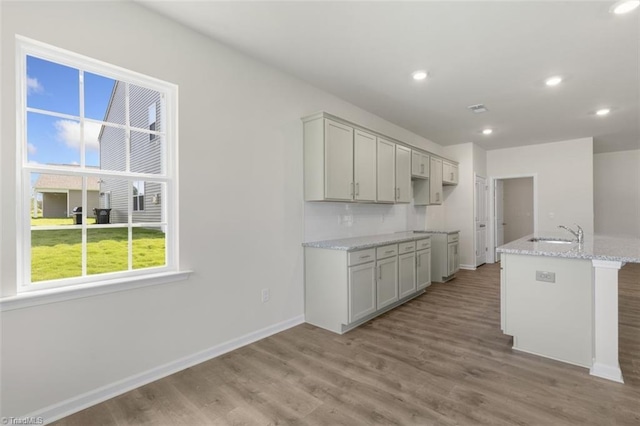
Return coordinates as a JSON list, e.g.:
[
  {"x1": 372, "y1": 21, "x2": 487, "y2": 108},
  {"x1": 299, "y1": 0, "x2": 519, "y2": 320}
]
[
  {"x1": 594, "y1": 149, "x2": 640, "y2": 238},
  {"x1": 487, "y1": 137, "x2": 594, "y2": 234},
  {"x1": 0, "y1": 1, "x2": 441, "y2": 419}
]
